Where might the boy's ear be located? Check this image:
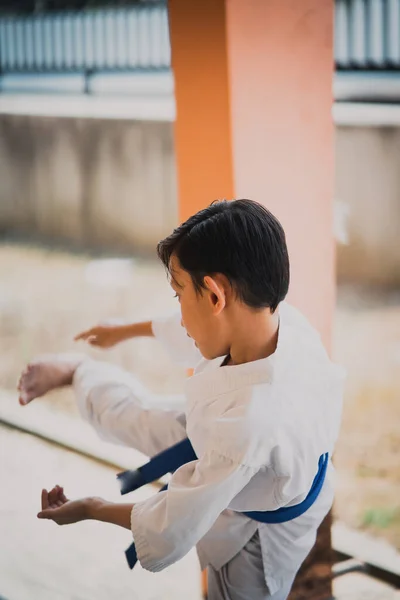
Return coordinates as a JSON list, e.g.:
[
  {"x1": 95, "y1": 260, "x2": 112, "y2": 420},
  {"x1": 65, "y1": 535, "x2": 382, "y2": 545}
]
[{"x1": 203, "y1": 275, "x2": 226, "y2": 314}]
